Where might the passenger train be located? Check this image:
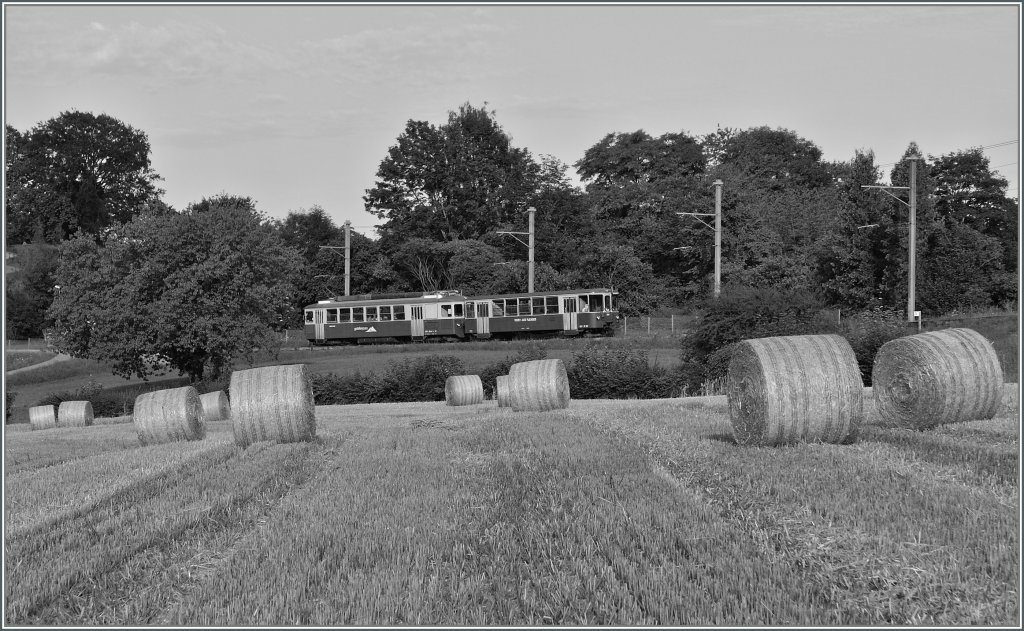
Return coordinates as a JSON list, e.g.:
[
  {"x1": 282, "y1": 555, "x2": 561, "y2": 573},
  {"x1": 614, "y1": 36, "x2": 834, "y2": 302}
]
[{"x1": 303, "y1": 288, "x2": 619, "y2": 345}]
